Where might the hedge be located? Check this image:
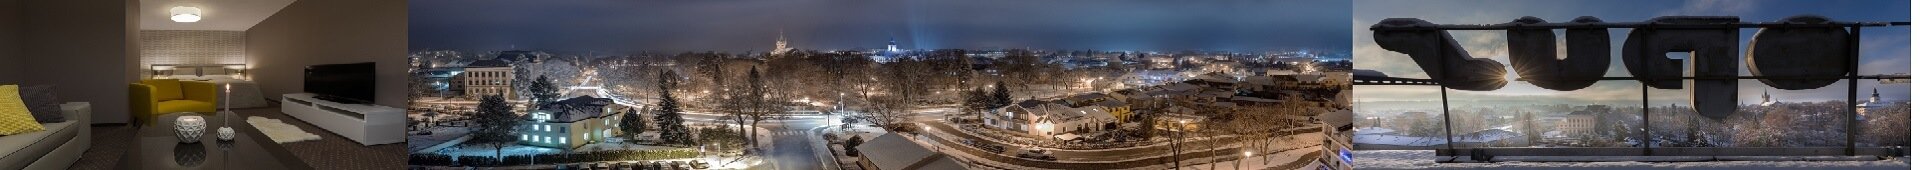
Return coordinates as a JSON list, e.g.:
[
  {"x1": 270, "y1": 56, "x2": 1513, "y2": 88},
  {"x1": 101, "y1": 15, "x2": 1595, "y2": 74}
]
[{"x1": 409, "y1": 148, "x2": 701, "y2": 167}]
